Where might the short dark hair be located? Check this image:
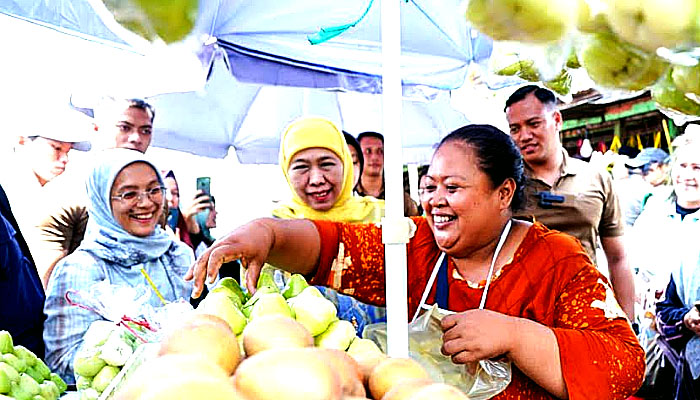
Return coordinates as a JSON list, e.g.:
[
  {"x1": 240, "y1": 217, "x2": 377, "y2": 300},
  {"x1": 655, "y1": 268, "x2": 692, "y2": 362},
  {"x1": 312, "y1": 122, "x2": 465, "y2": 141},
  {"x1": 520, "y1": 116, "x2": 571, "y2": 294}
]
[
  {"x1": 504, "y1": 85, "x2": 557, "y2": 112},
  {"x1": 343, "y1": 131, "x2": 364, "y2": 178},
  {"x1": 436, "y1": 124, "x2": 525, "y2": 212},
  {"x1": 357, "y1": 131, "x2": 384, "y2": 144},
  {"x1": 126, "y1": 98, "x2": 156, "y2": 122}
]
